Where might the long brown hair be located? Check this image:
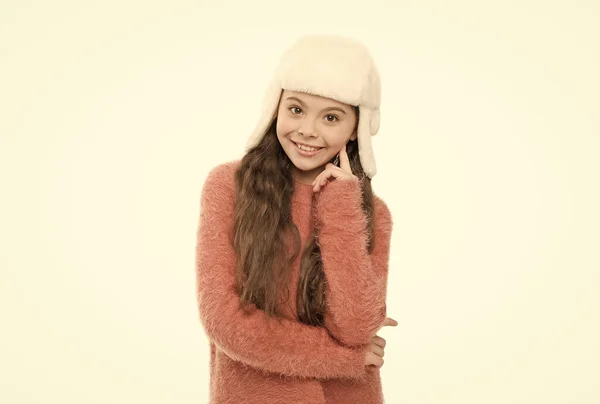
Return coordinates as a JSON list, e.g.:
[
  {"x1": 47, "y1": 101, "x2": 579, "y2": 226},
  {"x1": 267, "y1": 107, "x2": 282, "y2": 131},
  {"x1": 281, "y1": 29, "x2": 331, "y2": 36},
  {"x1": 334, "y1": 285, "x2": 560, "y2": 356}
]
[{"x1": 232, "y1": 110, "x2": 376, "y2": 326}]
